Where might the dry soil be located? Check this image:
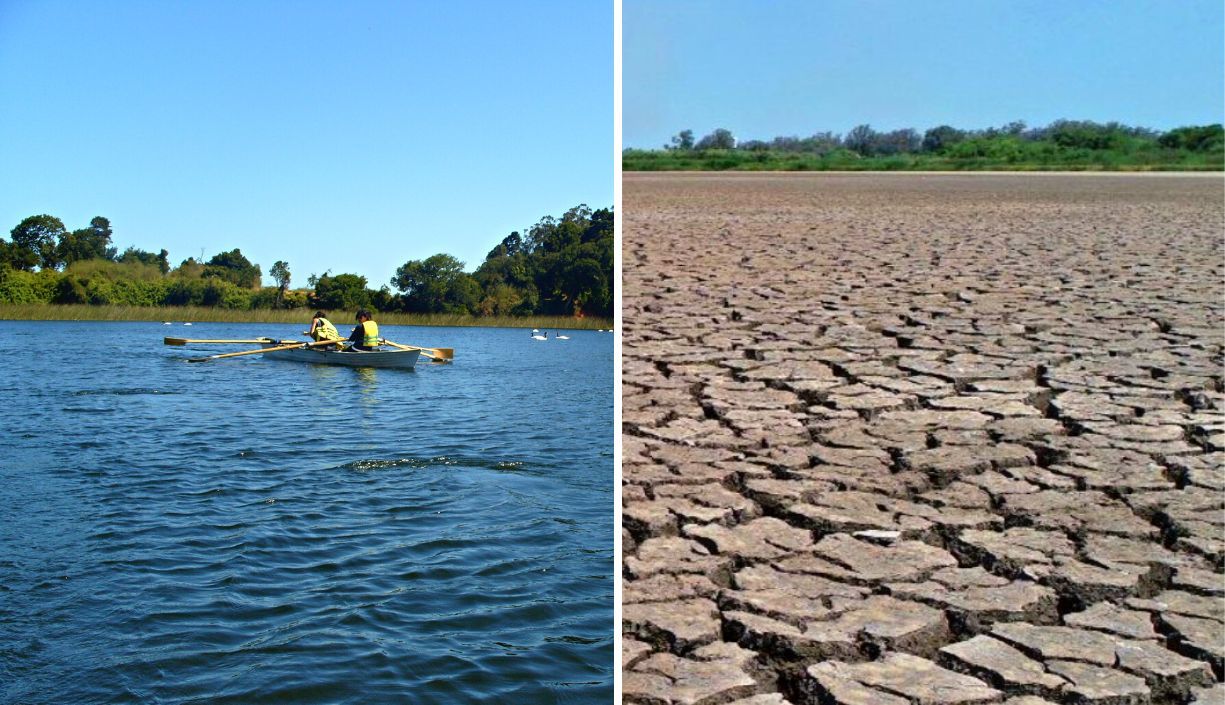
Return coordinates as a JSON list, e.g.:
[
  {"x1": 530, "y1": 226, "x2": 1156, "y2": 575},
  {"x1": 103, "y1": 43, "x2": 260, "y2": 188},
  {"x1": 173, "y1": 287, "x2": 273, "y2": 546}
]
[{"x1": 622, "y1": 173, "x2": 1225, "y2": 705}]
